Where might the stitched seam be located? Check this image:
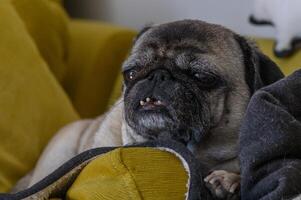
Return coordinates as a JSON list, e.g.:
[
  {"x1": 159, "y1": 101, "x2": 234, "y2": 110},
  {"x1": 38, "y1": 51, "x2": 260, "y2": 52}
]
[
  {"x1": 118, "y1": 149, "x2": 144, "y2": 200},
  {"x1": 110, "y1": 149, "x2": 142, "y2": 200}
]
